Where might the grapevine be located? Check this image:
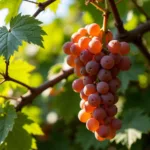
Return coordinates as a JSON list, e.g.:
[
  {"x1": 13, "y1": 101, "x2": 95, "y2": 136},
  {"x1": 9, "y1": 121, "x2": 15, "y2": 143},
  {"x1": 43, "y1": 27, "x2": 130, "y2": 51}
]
[{"x1": 63, "y1": 1, "x2": 131, "y2": 141}]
